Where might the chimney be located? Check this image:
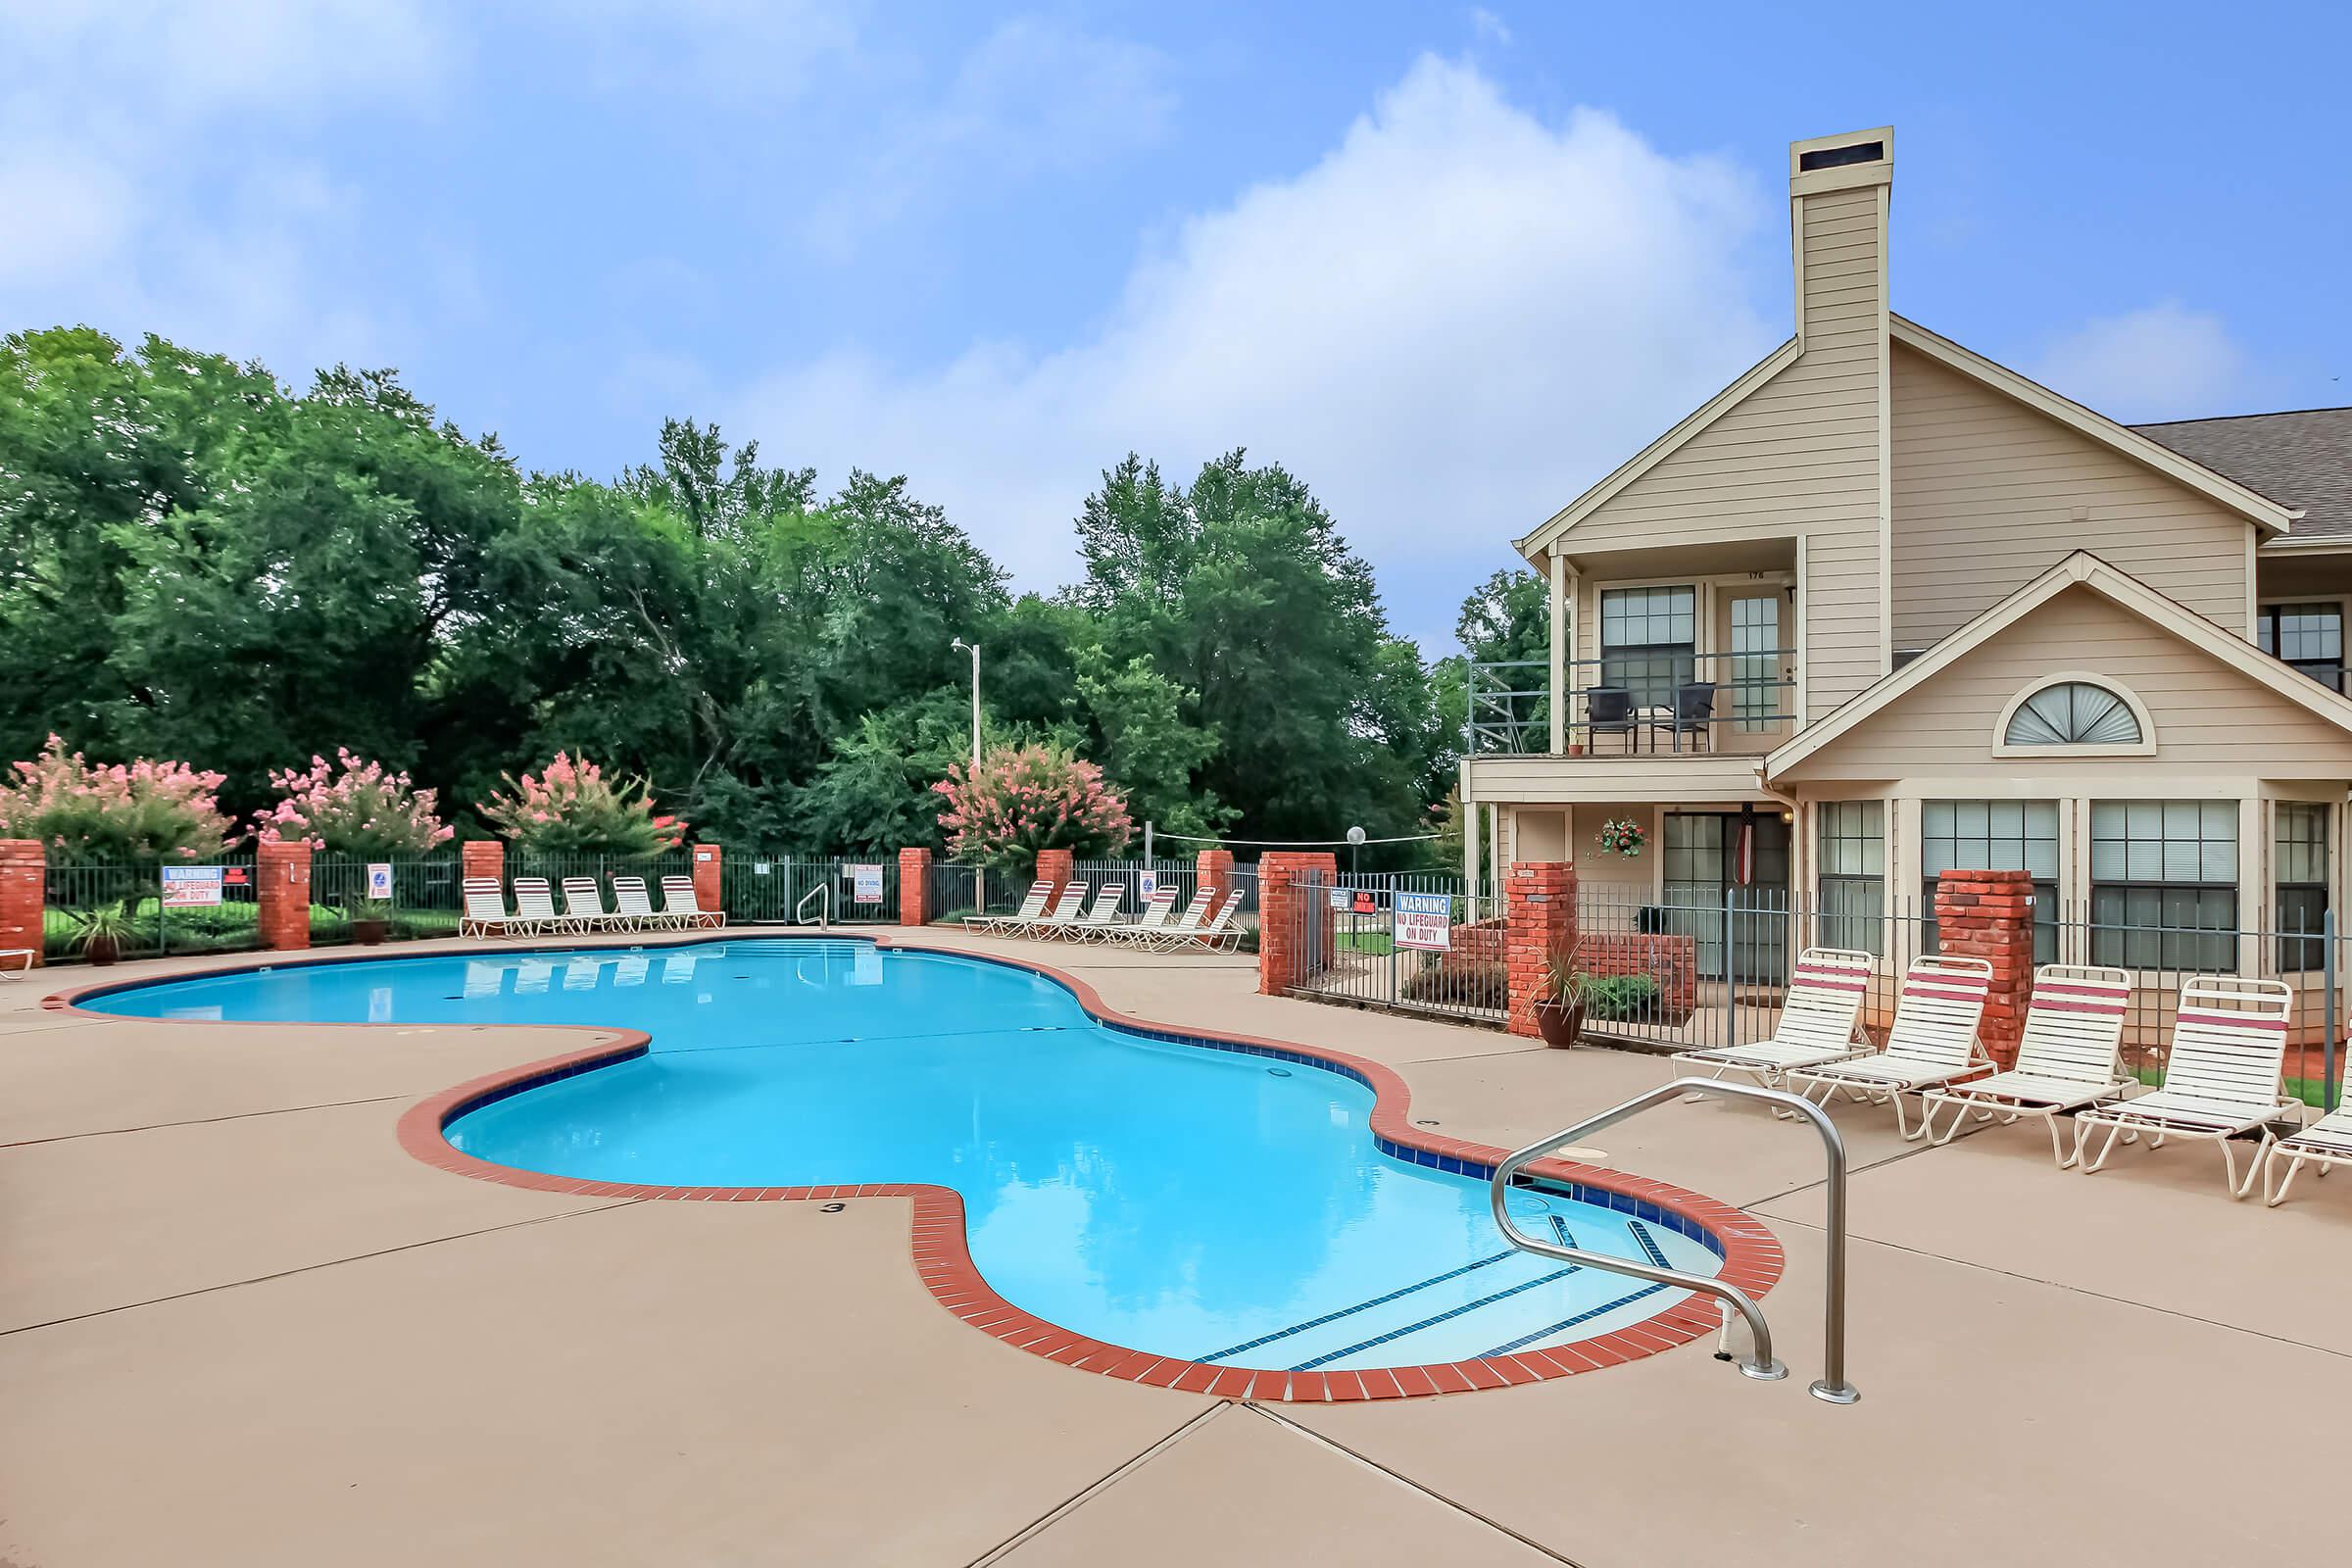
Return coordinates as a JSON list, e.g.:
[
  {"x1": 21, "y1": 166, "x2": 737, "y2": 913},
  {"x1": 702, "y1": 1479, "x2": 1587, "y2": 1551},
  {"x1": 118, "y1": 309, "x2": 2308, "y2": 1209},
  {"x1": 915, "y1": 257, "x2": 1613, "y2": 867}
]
[{"x1": 1788, "y1": 128, "x2": 1892, "y2": 350}]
